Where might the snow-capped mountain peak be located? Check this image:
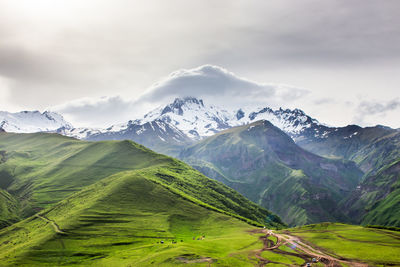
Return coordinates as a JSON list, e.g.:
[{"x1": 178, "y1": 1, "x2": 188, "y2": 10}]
[
  {"x1": 0, "y1": 110, "x2": 72, "y2": 133},
  {"x1": 161, "y1": 97, "x2": 205, "y2": 116},
  {"x1": 136, "y1": 97, "x2": 232, "y2": 139},
  {"x1": 129, "y1": 96, "x2": 320, "y2": 141}
]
